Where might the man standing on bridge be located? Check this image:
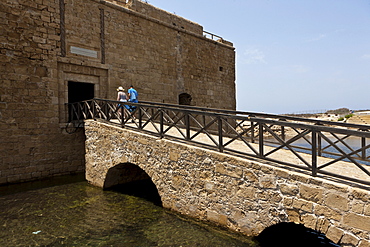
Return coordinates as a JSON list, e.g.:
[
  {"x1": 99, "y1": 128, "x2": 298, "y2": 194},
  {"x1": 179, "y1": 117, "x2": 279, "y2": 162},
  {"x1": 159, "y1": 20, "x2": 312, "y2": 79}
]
[{"x1": 127, "y1": 85, "x2": 138, "y2": 115}]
